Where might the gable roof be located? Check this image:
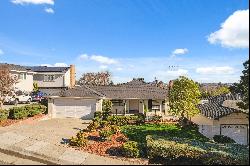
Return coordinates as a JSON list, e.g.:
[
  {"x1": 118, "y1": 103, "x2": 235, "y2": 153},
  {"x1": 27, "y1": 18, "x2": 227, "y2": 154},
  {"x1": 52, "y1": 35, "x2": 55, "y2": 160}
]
[
  {"x1": 26, "y1": 66, "x2": 70, "y2": 72},
  {"x1": 89, "y1": 79, "x2": 168, "y2": 99},
  {"x1": 0, "y1": 63, "x2": 31, "y2": 72}
]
